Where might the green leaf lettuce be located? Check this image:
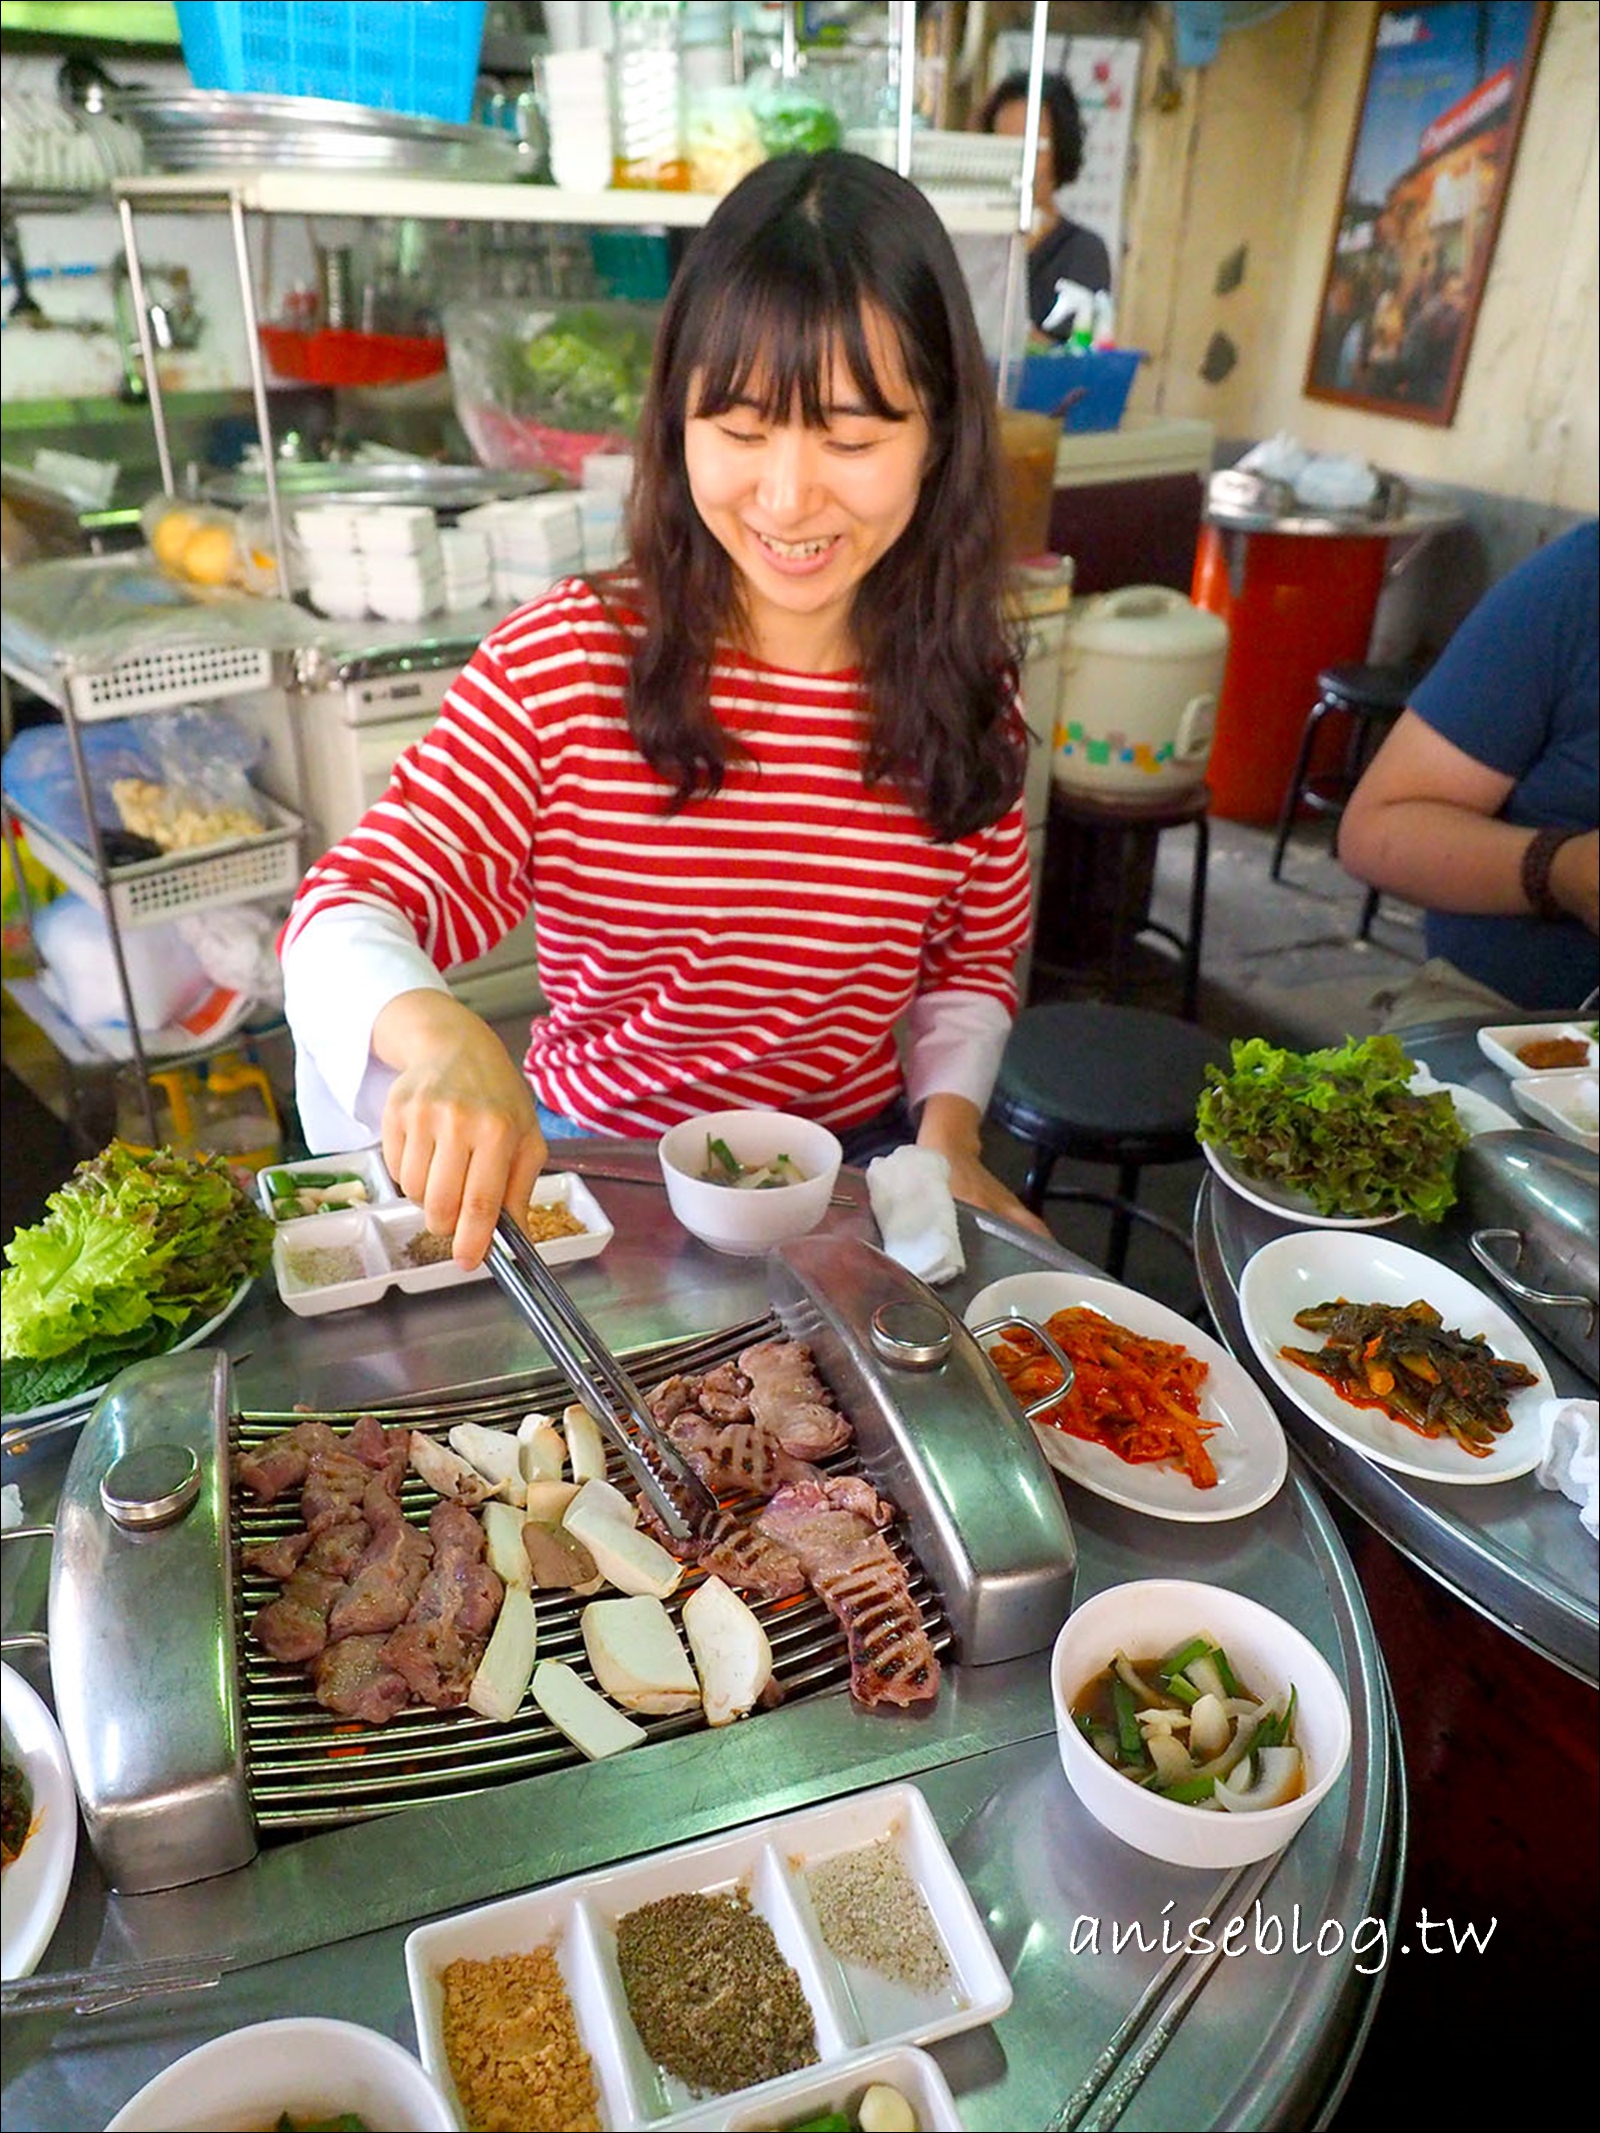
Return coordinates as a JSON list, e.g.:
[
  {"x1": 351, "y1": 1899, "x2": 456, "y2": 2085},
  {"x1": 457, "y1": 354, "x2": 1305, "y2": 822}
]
[
  {"x1": 1195, "y1": 1033, "x2": 1468, "y2": 1223},
  {"x1": 2, "y1": 1145, "x2": 273, "y2": 1397}
]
